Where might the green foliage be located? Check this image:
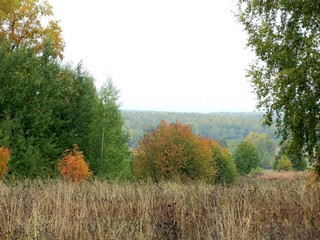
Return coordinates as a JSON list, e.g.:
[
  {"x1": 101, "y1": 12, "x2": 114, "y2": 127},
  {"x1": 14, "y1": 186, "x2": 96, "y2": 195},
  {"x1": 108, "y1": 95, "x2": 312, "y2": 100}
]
[
  {"x1": 249, "y1": 167, "x2": 263, "y2": 177},
  {"x1": 0, "y1": 46, "x2": 63, "y2": 178},
  {"x1": 275, "y1": 155, "x2": 293, "y2": 172},
  {"x1": 211, "y1": 143, "x2": 237, "y2": 184},
  {"x1": 234, "y1": 140, "x2": 261, "y2": 175},
  {"x1": 275, "y1": 143, "x2": 307, "y2": 171},
  {"x1": 133, "y1": 121, "x2": 216, "y2": 182},
  {"x1": 236, "y1": 0, "x2": 320, "y2": 172},
  {"x1": 87, "y1": 78, "x2": 131, "y2": 180},
  {"x1": 55, "y1": 63, "x2": 103, "y2": 170},
  {"x1": 0, "y1": 45, "x2": 129, "y2": 179},
  {"x1": 0, "y1": 0, "x2": 130, "y2": 180},
  {"x1": 245, "y1": 132, "x2": 276, "y2": 169}
]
